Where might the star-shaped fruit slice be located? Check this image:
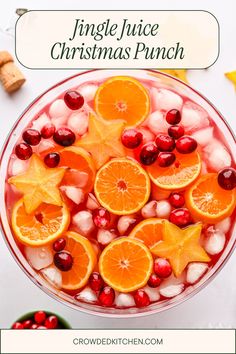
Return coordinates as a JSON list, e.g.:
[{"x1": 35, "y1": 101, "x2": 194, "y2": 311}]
[
  {"x1": 225, "y1": 71, "x2": 236, "y2": 90},
  {"x1": 76, "y1": 113, "x2": 126, "y2": 169},
  {"x1": 8, "y1": 154, "x2": 65, "y2": 214},
  {"x1": 151, "y1": 221, "x2": 210, "y2": 277}
]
